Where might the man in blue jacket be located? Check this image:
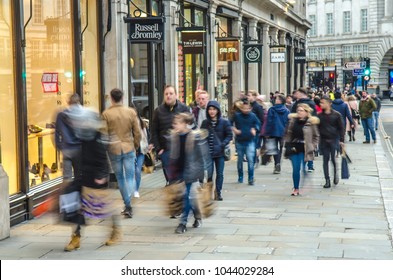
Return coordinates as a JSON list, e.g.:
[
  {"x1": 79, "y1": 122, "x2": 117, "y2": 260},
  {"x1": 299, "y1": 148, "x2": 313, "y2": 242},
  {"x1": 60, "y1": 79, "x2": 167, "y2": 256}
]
[
  {"x1": 264, "y1": 94, "x2": 290, "y2": 174},
  {"x1": 232, "y1": 100, "x2": 261, "y2": 185},
  {"x1": 332, "y1": 91, "x2": 355, "y2": 130}
]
